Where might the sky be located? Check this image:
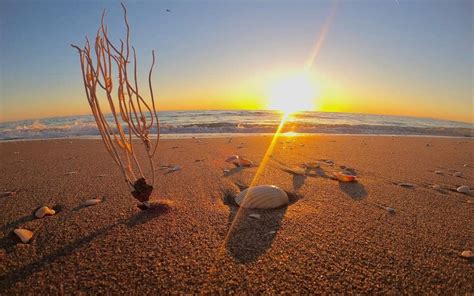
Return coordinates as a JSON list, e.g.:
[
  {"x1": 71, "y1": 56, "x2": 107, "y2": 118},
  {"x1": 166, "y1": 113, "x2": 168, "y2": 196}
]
[{"x1": 0, "y1": 0, "x2": 472, "y2": 123}]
